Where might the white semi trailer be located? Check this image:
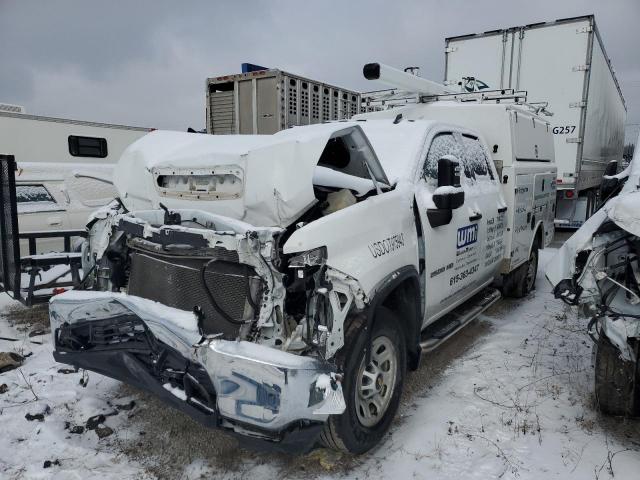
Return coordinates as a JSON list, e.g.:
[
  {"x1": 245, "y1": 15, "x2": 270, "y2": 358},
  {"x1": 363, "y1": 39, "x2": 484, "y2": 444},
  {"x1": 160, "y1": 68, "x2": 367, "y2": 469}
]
[{"x1": 443, "y1": 15, "x2": 626, "y2": 228}]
